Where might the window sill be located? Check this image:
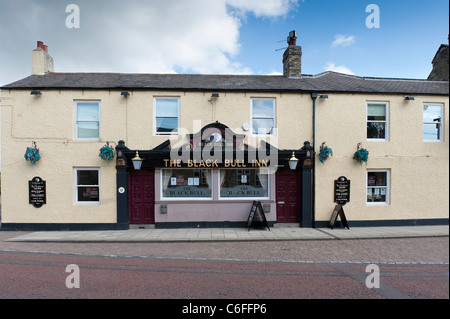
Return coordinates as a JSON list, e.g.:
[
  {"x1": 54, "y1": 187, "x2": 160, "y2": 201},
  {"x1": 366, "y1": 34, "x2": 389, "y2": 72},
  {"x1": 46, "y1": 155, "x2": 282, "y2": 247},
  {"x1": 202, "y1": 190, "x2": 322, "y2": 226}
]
[
  {"x1": 75, "y1": 138, "x2": 101, "y2": 142},
  {"x1": 154, "y1": 133, "x2": 180, "y2": 137},
  {"x1": 156, "y1": 199, "x2": 273, "y2": 204}
]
